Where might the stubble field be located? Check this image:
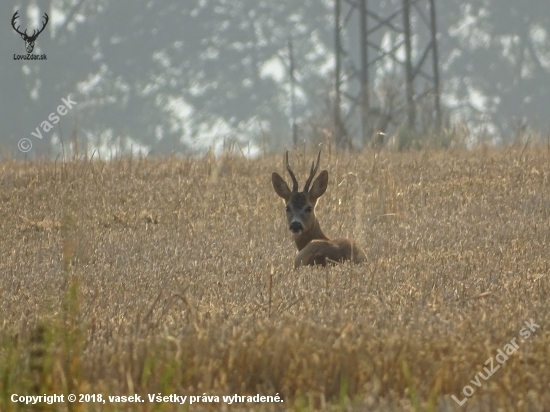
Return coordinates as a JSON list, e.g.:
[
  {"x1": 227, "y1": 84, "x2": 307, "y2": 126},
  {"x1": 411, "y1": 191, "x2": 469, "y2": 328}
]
[{"x1": 1, "y1": 147, "x2": 549, "y2": 411}]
